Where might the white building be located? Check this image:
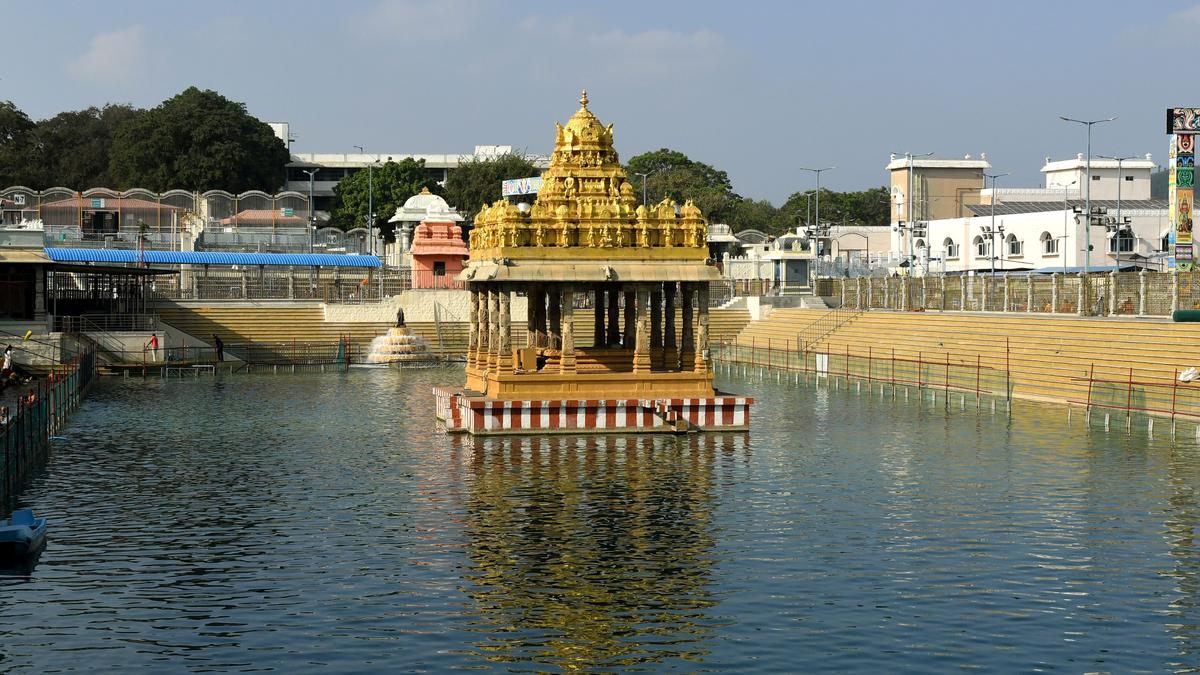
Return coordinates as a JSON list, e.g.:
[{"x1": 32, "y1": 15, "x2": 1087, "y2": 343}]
[{"x1": 907, "y1": 154, "x2": 1169, "y2": 275}]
